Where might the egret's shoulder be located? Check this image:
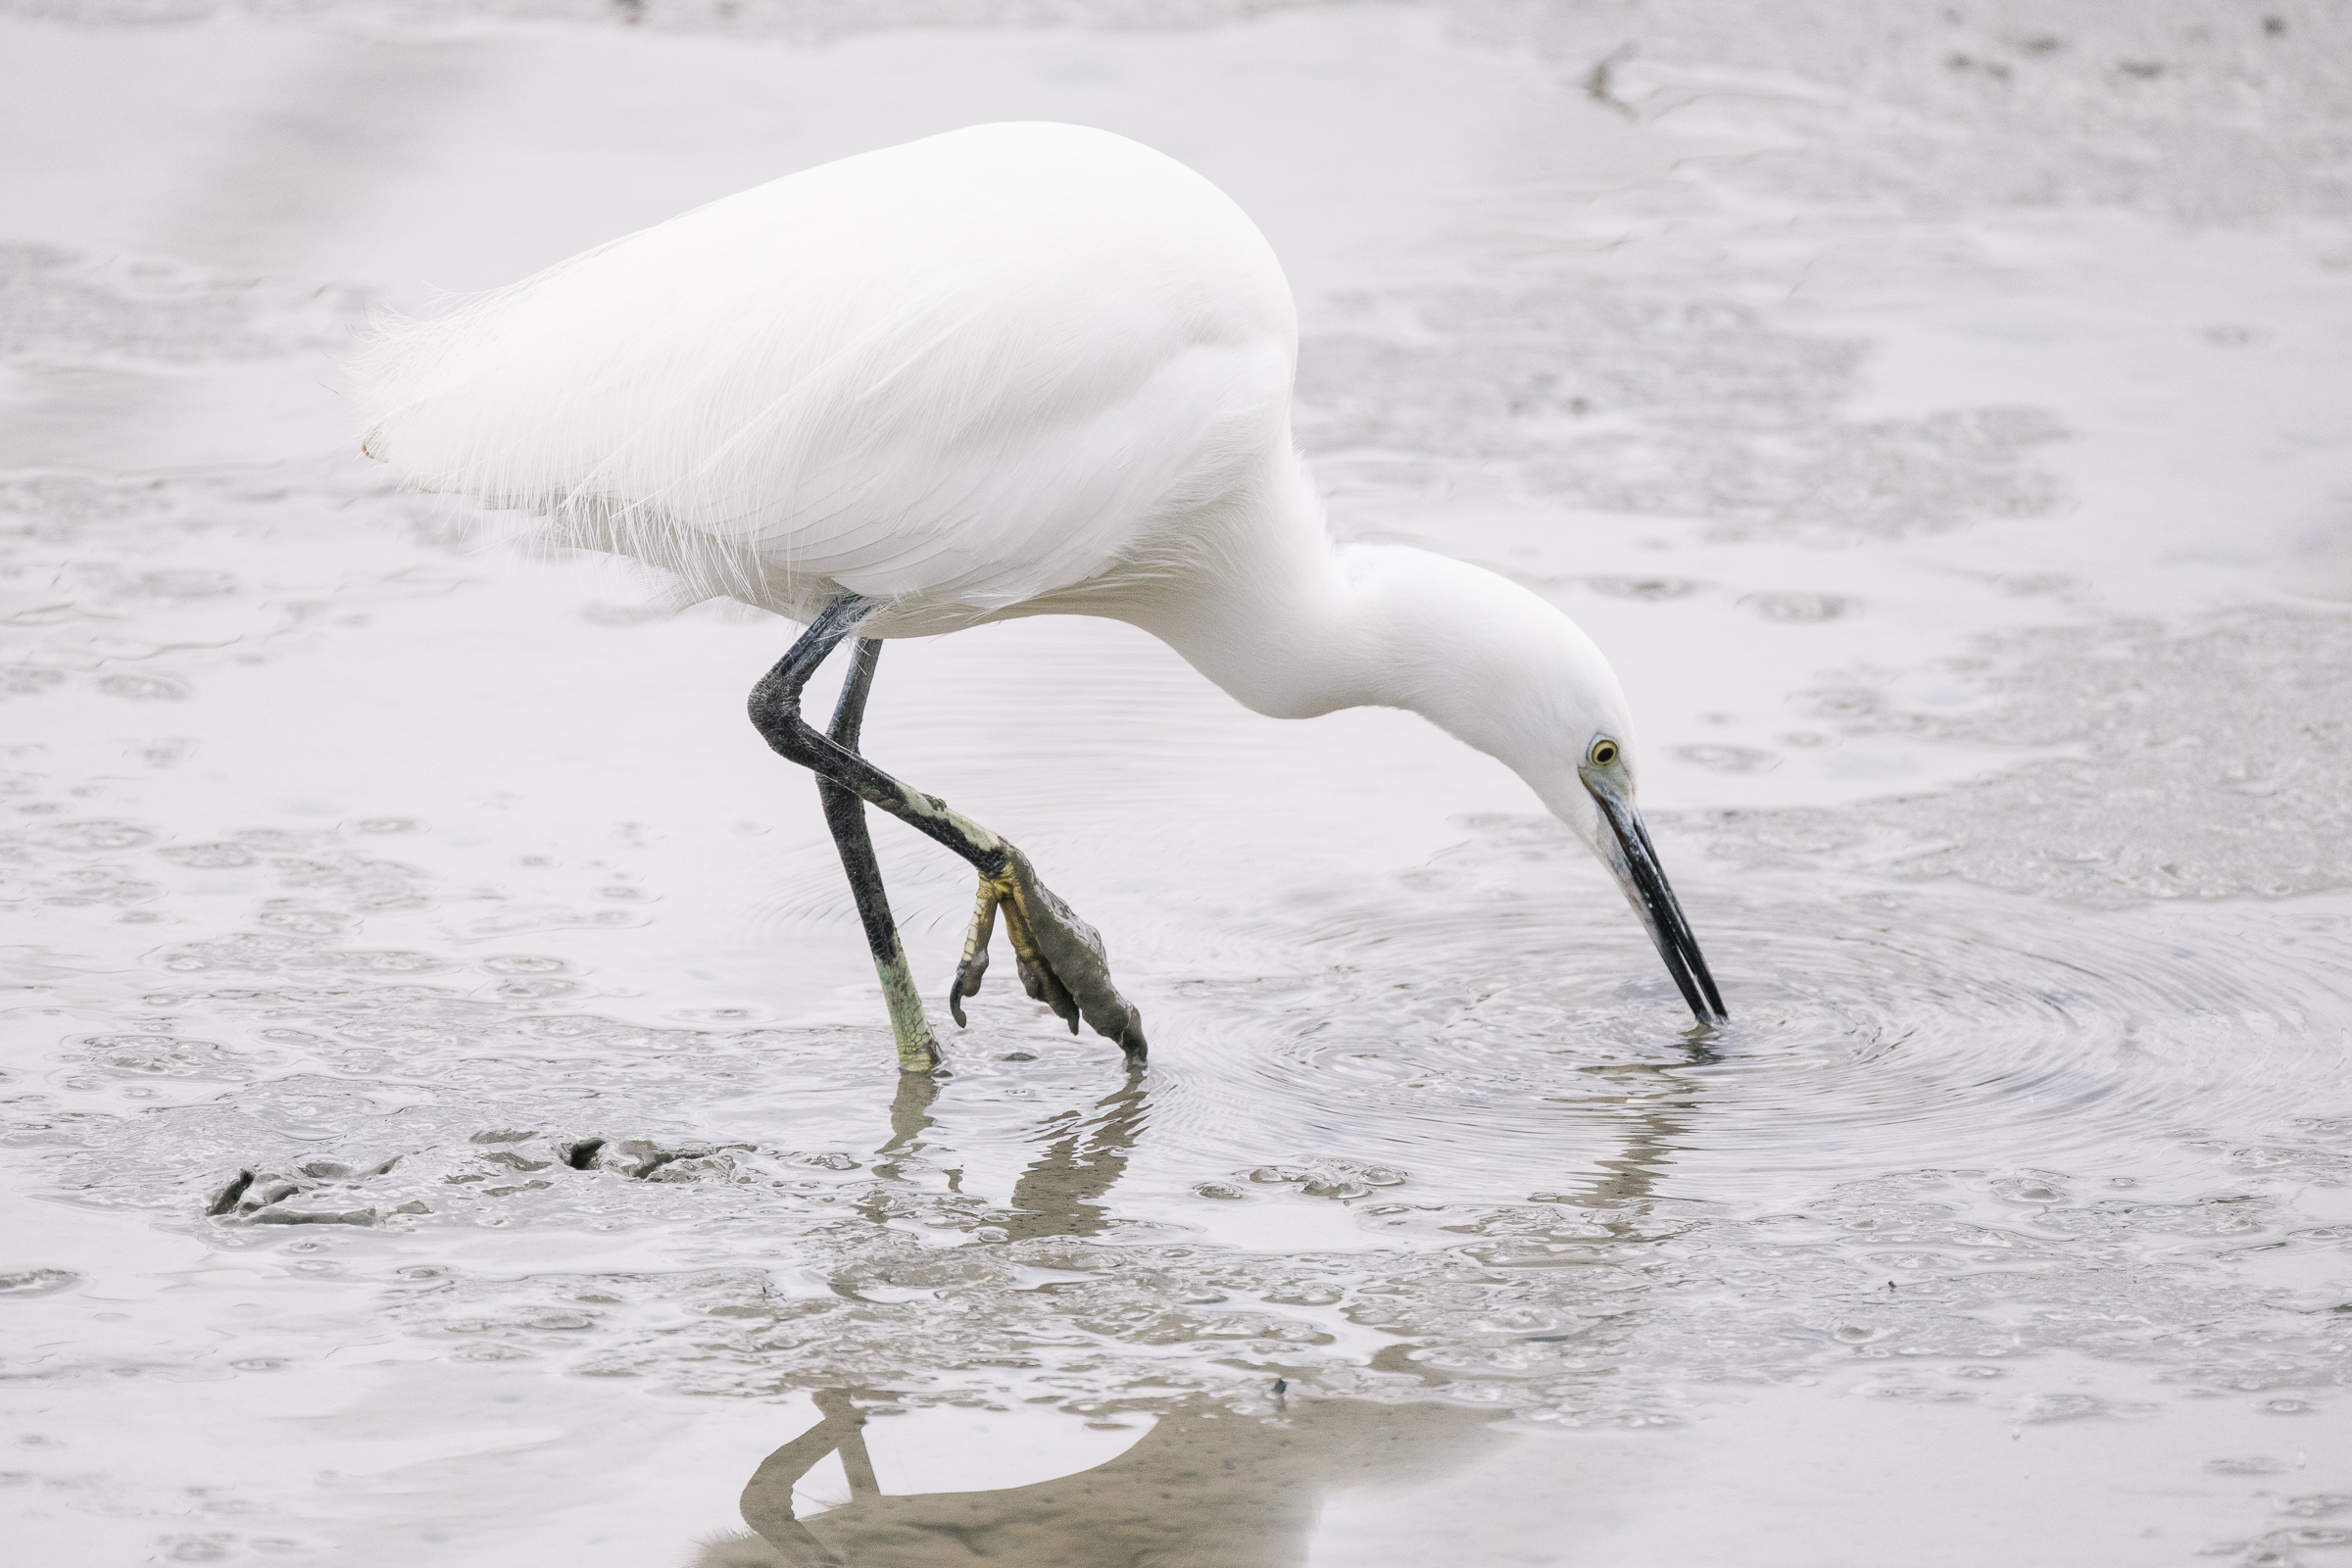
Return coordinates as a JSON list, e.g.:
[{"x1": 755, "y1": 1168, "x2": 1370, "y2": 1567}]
[
  {"x1": 733, "y1": 122, "x2": 1281, "y2": 292},
  {"x1": 833, "y1": 121, "x2": 1211, "y2": 190}
]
